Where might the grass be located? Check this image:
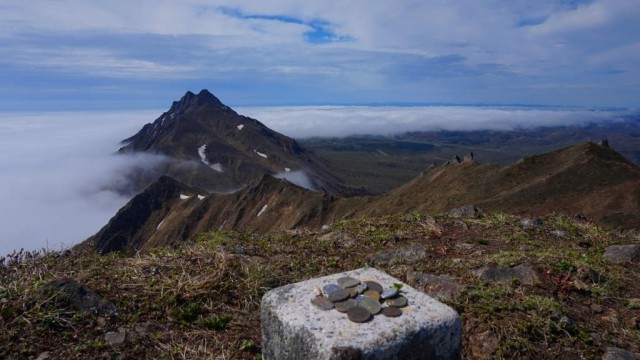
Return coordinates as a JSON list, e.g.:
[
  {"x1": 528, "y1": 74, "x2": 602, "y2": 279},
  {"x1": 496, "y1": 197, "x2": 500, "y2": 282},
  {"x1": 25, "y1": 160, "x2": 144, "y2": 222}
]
[{"x1": 1, "y1": 212, "x2": 639, "y2": 359}]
